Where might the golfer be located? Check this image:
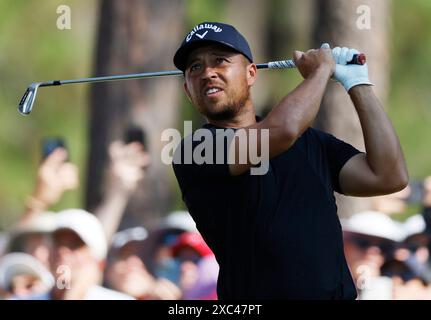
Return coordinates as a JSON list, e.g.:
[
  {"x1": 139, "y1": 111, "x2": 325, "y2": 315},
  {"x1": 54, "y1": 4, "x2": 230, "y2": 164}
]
[{"x1": 172, "y1": 21, "x2": 408, "y2": 299}]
